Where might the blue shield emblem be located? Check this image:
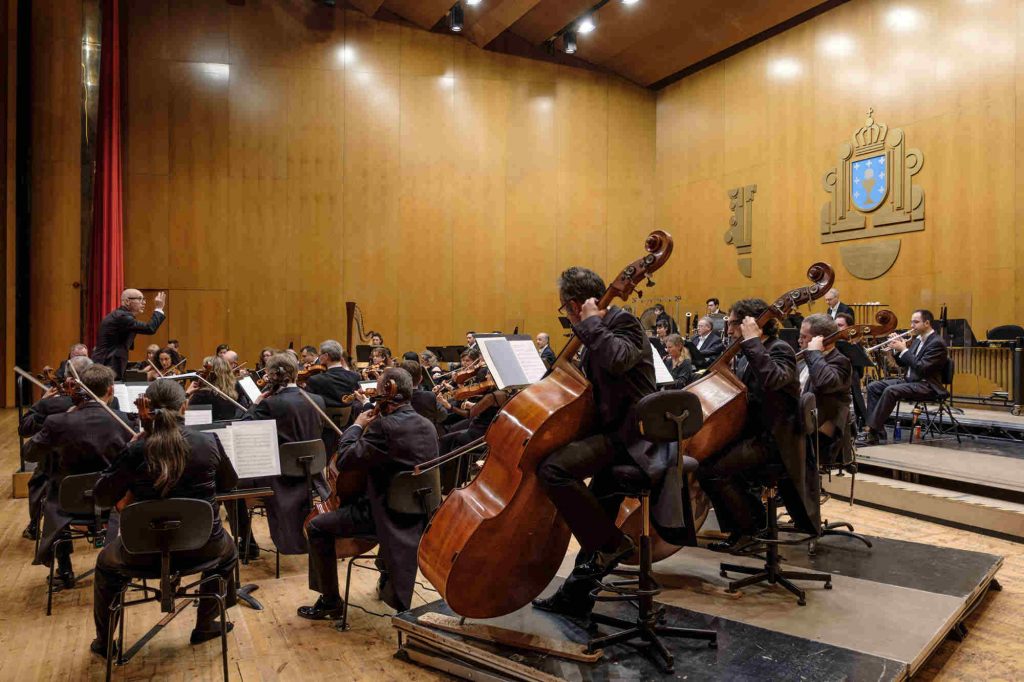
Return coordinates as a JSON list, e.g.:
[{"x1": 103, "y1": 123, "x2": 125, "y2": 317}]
[{"x1": 850, "y1": 154, "x2": 887, "y2": 212}]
